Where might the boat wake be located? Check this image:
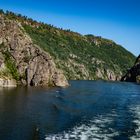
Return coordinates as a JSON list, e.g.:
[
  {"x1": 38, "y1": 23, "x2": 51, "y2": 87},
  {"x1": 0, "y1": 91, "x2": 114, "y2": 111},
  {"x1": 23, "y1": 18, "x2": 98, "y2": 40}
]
[
  {"x1": 130, "y1": 105, "x2": 140, "y2": 140},
  {"x1": 45, "y1": 112, "x2": 119, "y2": 140}
]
